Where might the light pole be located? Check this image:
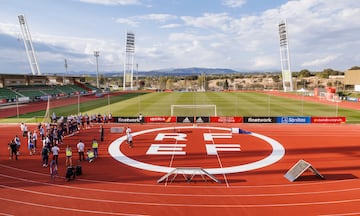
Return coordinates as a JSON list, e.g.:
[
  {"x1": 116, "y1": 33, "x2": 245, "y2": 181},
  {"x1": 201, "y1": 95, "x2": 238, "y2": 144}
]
[
  {"x1": 94, "y1": 51, "x2": 100, "y2": 89},
  {"x1": 64, "y1": 58, "x2": 68, "y2": 85}
]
